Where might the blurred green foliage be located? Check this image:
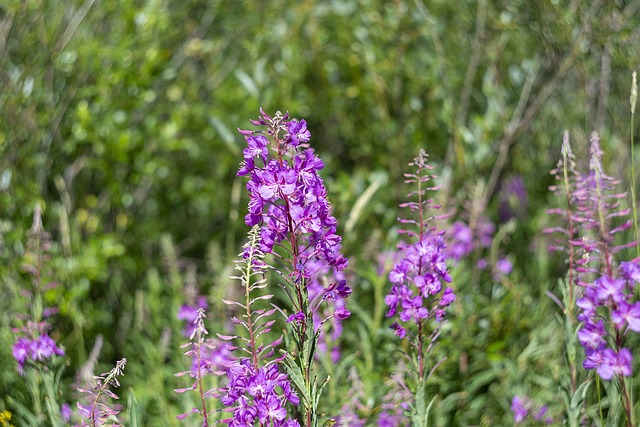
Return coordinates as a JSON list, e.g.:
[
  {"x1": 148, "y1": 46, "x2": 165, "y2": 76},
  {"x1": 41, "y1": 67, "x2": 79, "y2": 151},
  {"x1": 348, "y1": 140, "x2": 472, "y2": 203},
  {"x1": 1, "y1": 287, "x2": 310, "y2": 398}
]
[{"x1": 1, "y1": 0, "x2": 639, "y2": 425}]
